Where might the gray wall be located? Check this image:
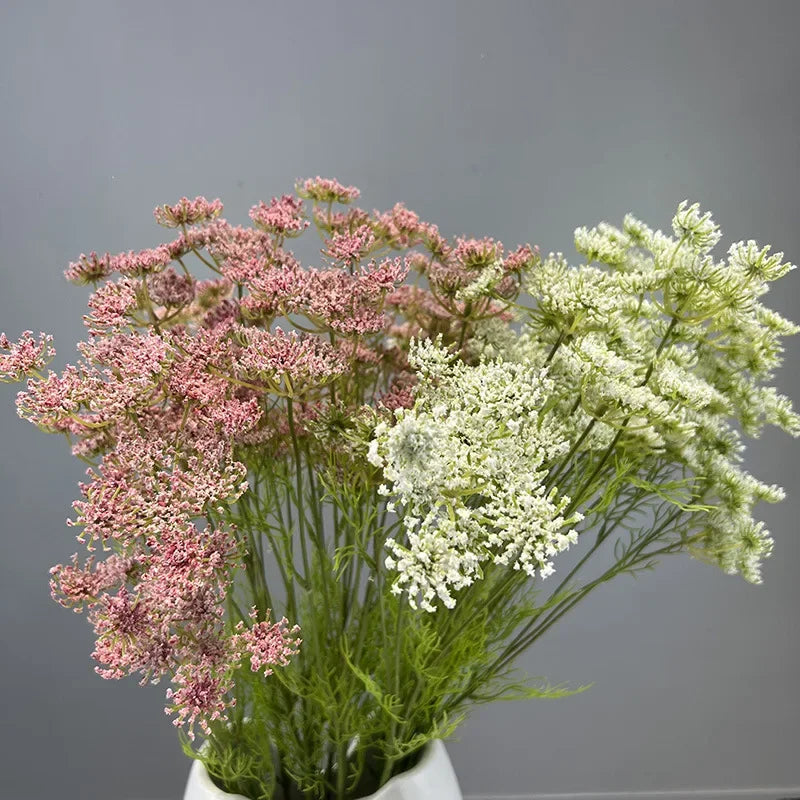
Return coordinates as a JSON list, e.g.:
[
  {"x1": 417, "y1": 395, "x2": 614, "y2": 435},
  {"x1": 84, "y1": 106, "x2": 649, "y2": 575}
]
[{"x1": 1, "y1": 2, "x2": 798, "y2": 798}]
